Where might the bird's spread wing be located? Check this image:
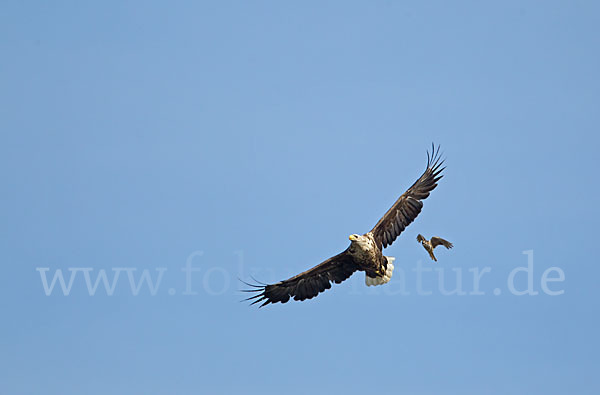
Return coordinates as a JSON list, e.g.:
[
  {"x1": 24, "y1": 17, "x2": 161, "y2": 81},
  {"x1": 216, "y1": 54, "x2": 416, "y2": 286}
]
[
  {"x1": 416, "y1": 234, "x2": 426, "y2": 243},
  {"x1": 242, "y1": 250, "x2": 358, "y2": 307},
  {"x1": 431, "y1": 237, "x2": 453, "y2": 249},
  {"x1": 370, "y1": 144, "x2": 445, "y2": 249}
]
